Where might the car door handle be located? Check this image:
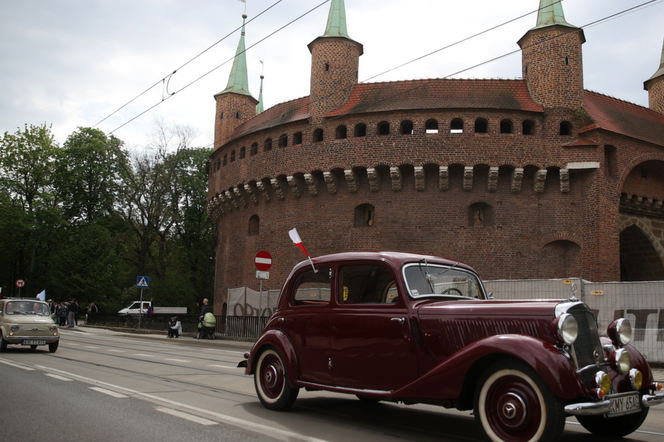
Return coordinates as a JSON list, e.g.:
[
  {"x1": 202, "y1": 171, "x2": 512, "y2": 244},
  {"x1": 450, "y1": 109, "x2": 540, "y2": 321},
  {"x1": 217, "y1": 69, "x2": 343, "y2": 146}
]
[{"x1": 391, "y1": 317, "x2": 405, "y2": 324}]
